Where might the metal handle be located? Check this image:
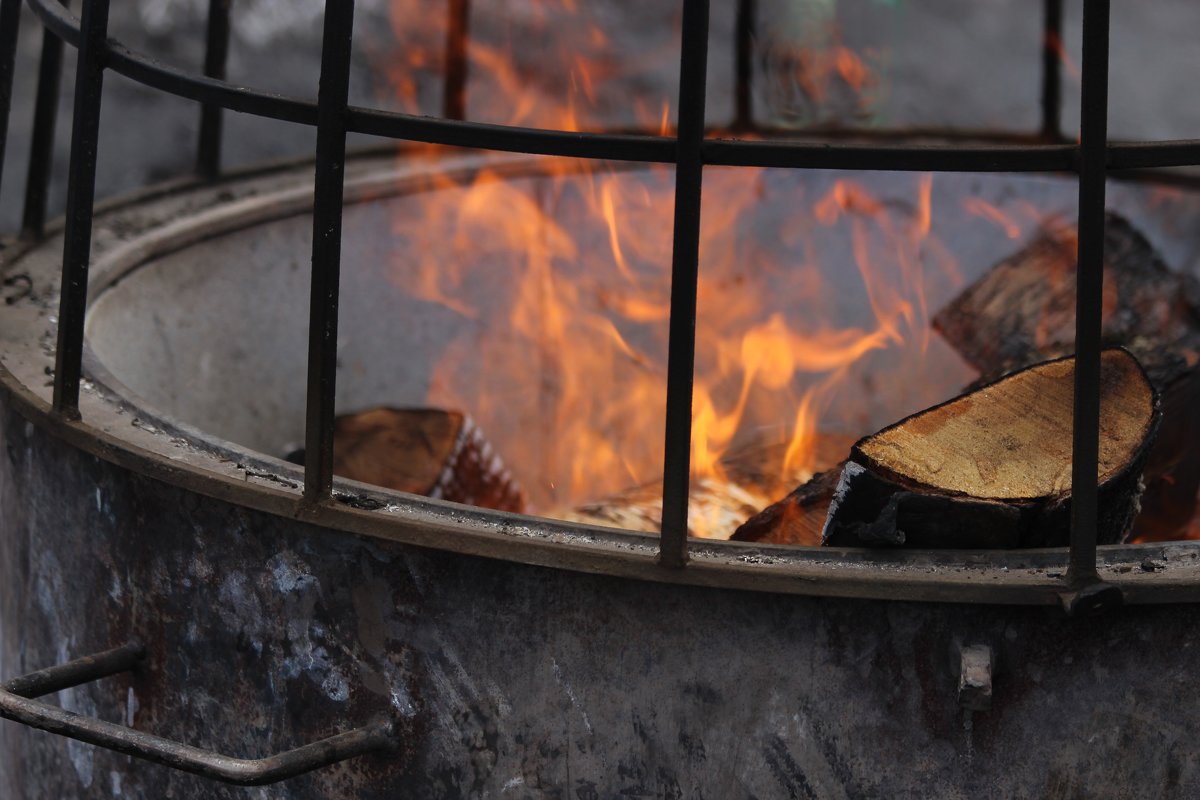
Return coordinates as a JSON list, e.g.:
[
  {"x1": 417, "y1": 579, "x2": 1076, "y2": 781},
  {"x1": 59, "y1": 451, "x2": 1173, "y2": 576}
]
[{"x1": 0, "y1": 641, "x2": 396, "y2": 786}]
